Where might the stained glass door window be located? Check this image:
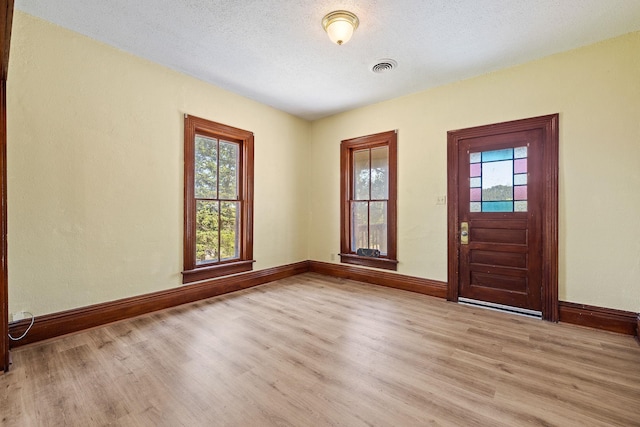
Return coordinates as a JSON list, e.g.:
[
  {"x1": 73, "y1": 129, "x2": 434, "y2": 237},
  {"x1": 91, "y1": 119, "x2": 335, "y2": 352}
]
[{"x1": 469, "y1": 146, "x2": 528, "y2": 212}]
